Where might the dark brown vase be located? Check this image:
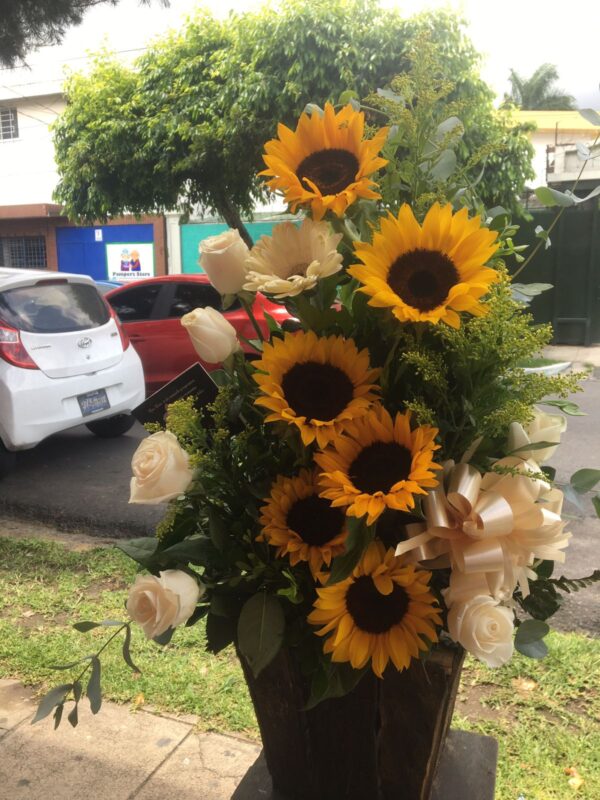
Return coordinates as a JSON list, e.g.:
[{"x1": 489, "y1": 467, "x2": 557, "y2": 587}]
[{"x1": 238, "y1": 643, "x2": 465, "y2": 800}]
